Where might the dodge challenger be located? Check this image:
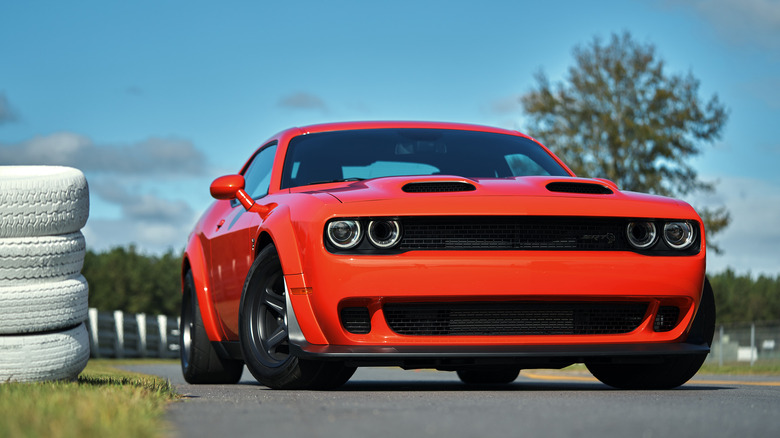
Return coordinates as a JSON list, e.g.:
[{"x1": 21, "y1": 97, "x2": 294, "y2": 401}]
[{"x1": 180, "y1": 121, "x2": 714, "y2": 389}]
